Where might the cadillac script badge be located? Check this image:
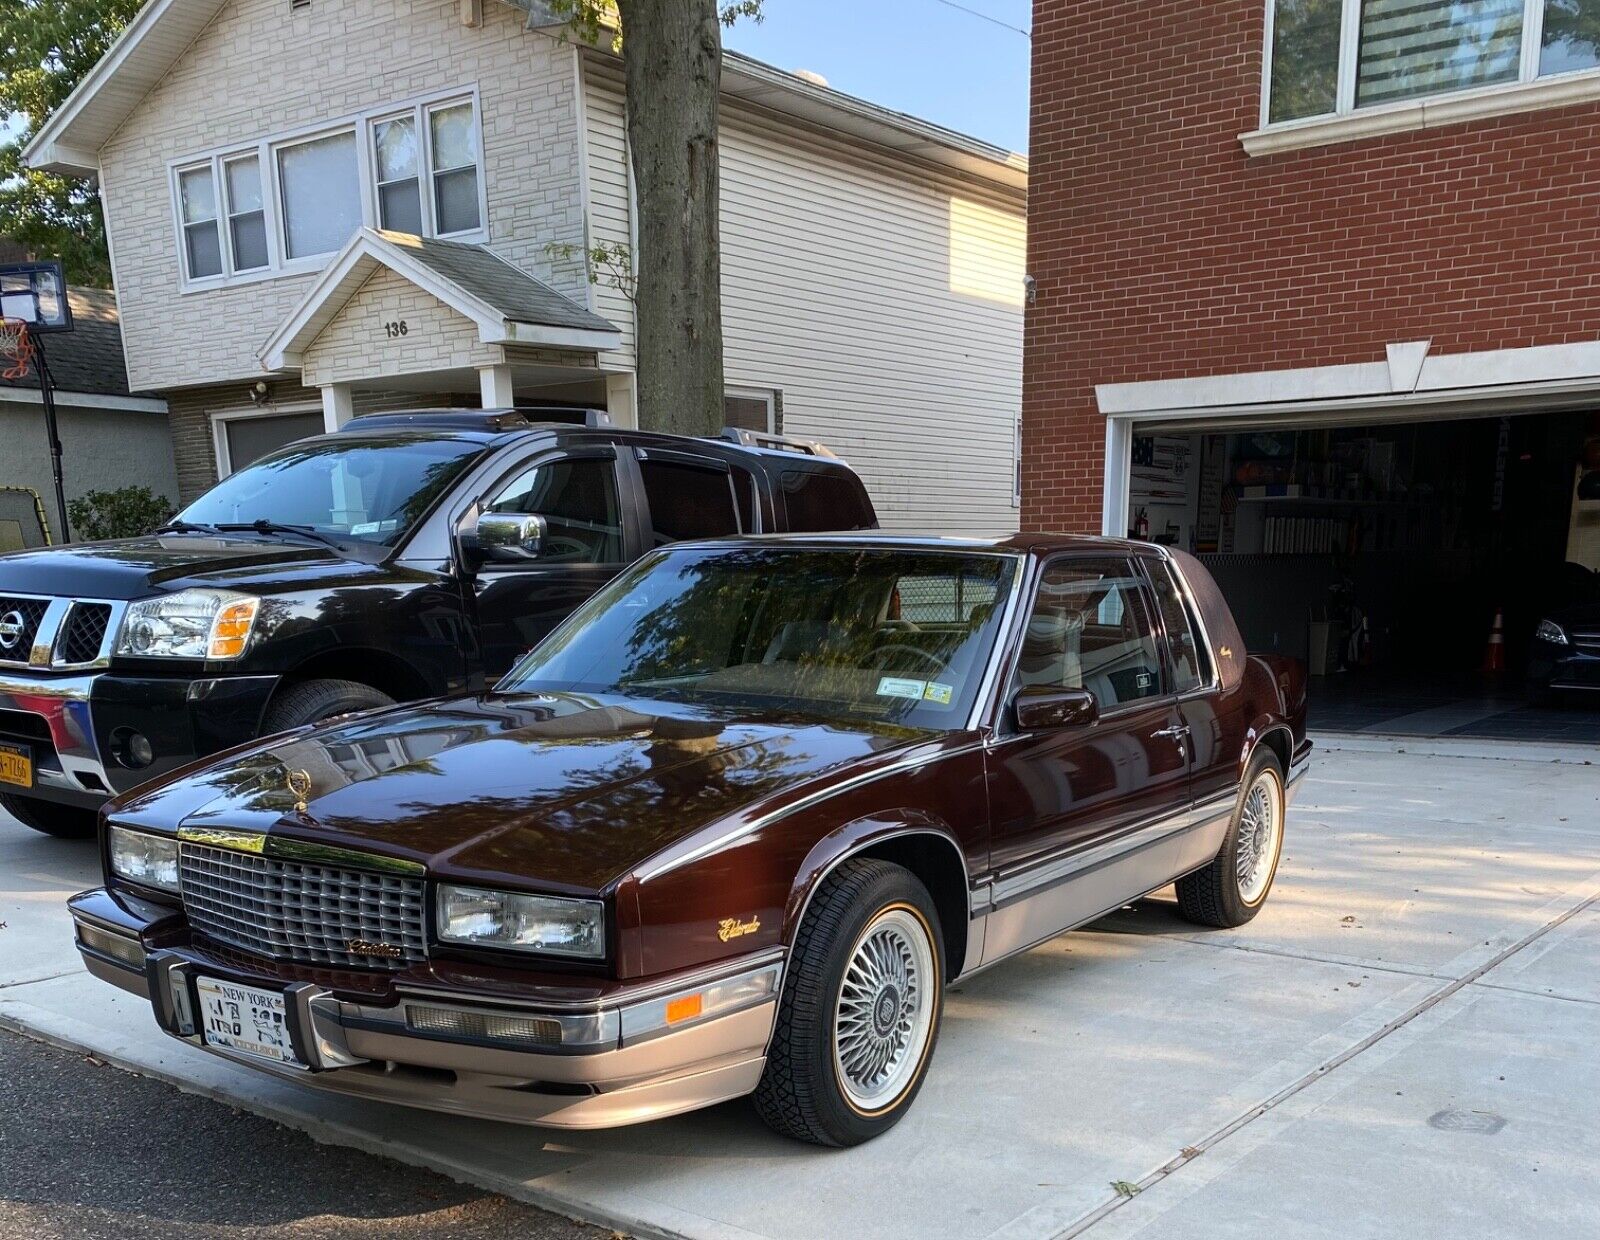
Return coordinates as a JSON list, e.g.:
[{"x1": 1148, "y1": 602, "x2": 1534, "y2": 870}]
[{"x1": 717, "y1": 915, "x2": 760, "y2": 943}]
